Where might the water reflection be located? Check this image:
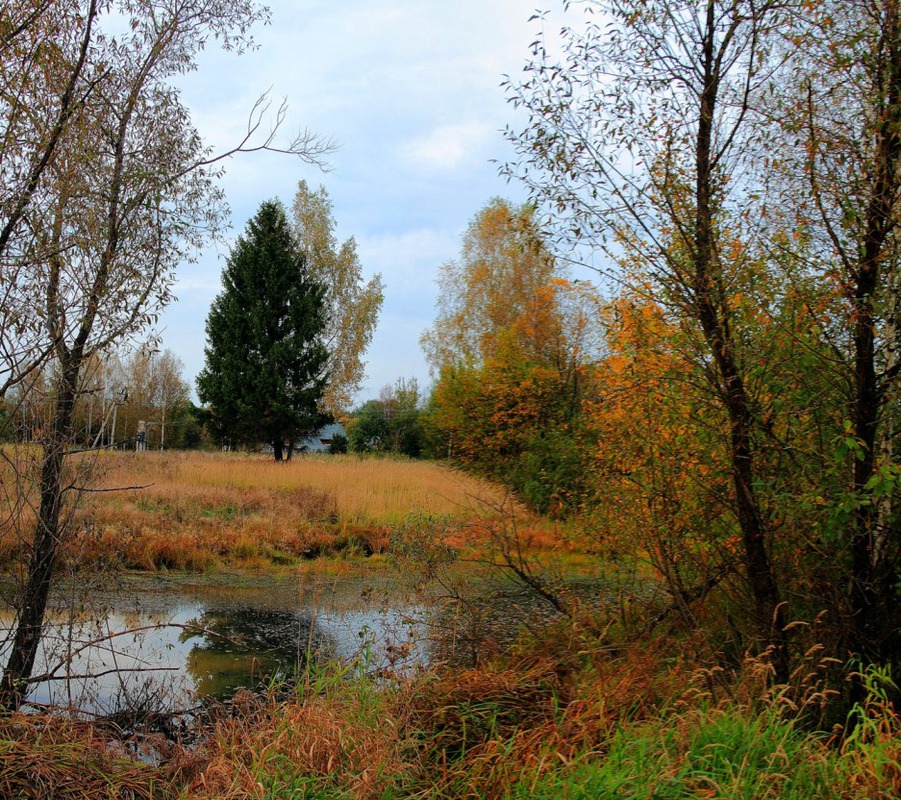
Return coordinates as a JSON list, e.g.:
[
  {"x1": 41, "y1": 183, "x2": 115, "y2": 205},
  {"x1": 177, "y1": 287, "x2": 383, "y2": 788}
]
[
  {"x1": 1, "y1": 569, "x2": 613, "y2": 715},
  {"x1": 181, "y1": 607, "x2": 324, "y2": 698},
  {"x1": 0, "y1": 605, "x2": 196, "y2": 712},
  {"x1": 0, "y1": 572, "x2": 429, "y2": 714}
]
